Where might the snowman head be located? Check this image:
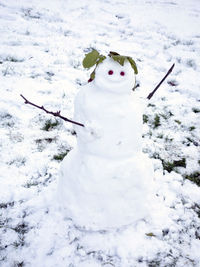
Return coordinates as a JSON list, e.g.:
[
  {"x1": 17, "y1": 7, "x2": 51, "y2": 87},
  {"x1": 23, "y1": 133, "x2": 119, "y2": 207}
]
[
  {"x1": 82, "y1": 50, "x2": 138, "y2": 94},
  {"x1": 94, "y1": 57, "x2": 135, "y2": 94}
]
